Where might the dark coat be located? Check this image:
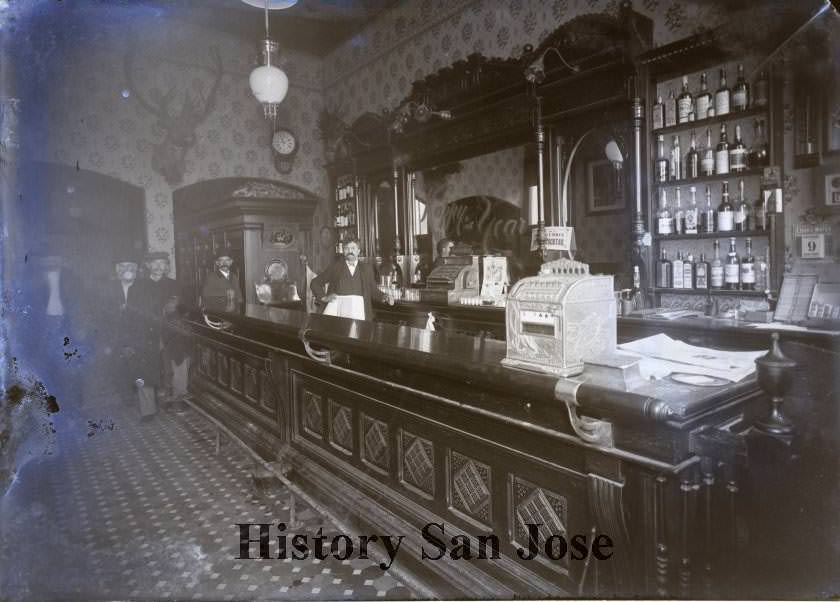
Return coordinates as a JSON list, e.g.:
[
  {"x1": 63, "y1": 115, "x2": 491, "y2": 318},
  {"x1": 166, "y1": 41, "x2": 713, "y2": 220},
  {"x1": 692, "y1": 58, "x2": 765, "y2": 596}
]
[{"x1": 310, "y1": 259, "x2": 378, "y2": 321}]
